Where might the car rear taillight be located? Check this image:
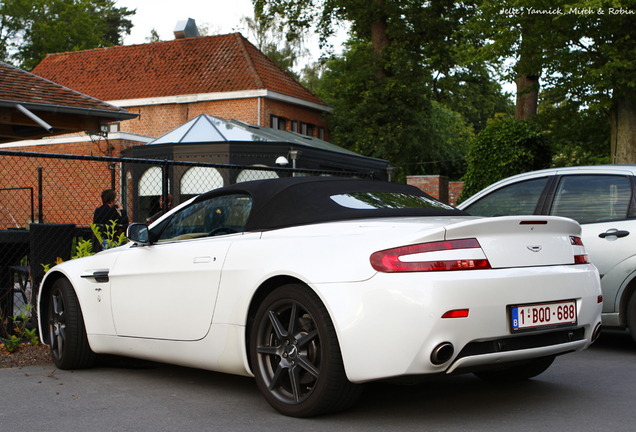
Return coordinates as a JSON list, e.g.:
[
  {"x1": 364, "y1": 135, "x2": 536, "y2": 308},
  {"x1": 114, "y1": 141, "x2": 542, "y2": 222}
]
[
  {"x1": 570, "y1": 236, "x2": 589, "y2": 264},
  {"x1": 574, "y1": 254, "x2": 590, "y2": 264},
  {"x1": 370, "y1": 238, "x2": 491, "y2": 273}
]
